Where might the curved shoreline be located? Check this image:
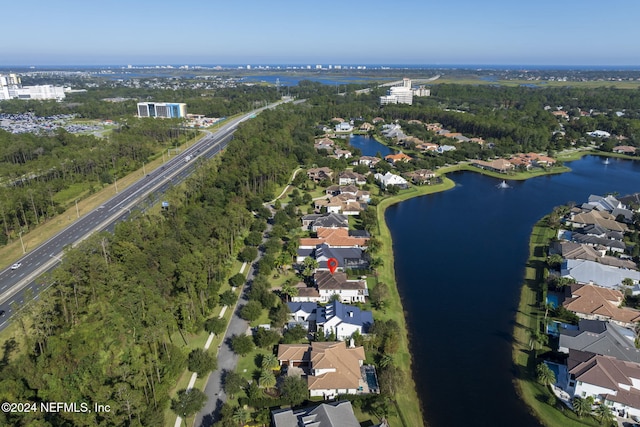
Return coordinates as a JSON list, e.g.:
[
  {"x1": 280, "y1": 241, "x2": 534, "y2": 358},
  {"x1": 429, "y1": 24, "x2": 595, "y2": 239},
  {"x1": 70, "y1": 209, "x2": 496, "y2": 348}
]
[
  {"x1": 373, "y1": 159, "x2": 582, "y2": 425},
  {"x1": 374, "y1": 177, "x2": 456, "y2": 427}
]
